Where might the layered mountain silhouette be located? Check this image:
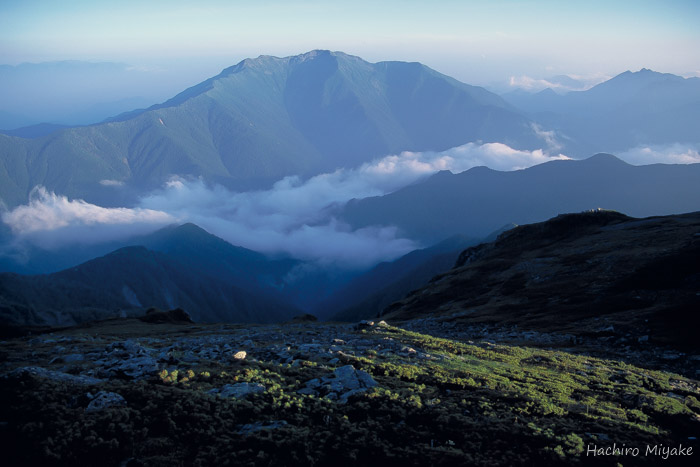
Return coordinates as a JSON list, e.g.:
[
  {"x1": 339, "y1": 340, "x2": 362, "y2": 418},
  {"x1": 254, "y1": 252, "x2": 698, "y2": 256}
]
[
  {"x1": 340, "y1": 154, "x2": 700, "y2": 243},
  {"x1": 0, "y1": 223, "x2": 305, "y2": 327},
  {"x1": 0, "y1": 245, "x2": 301, "y2": 327},
  {"x1": 0, "y1": 222, "x2": 296, "y2": 278},
  {"x1": 0, "y1": 61, "x2": 158, "y2": 130},
  {"x1": 0, "y1": 50, "x2": 540, "y2": 208},
  {"x1": 383, "y1": 210, "x2": 700, "y2": 350},
  {"x1": 503, "y1": 69, "x2": 700, "y2": 154}
]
